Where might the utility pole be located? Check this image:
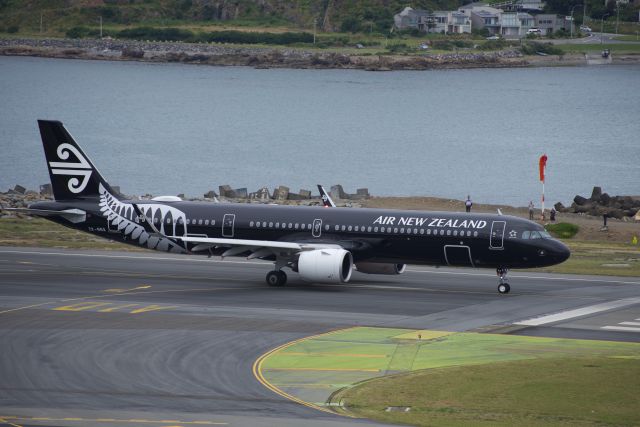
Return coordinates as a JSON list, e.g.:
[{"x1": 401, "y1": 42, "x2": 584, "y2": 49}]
[
  {"x1": 40, "y1": 12, "x2": 43, "y2": 34},
  {"x1": 99, "y1": 16, "x2": 103, "y2": 38},
  {"x1": 313, "y1": 18, "x2": 316, "y2": 44},
  {"x1": 615, "y1": 2, "x2": 620, "y2": 35},
  {"x1": 582, "y1": 3, "x2": 586, "y2": 26},
  {"x1": 601, "y1": 13, "x2": 609, "y2": 44}
]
